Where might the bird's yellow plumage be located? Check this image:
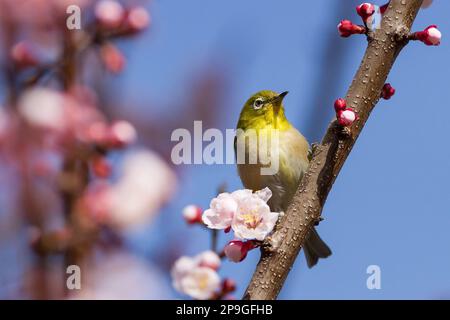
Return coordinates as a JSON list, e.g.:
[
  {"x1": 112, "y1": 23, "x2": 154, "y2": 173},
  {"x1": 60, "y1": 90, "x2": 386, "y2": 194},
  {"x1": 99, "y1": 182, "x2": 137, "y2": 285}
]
[{"x1": 235, "y1": 90, "x2": 331, "y2": 268}]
